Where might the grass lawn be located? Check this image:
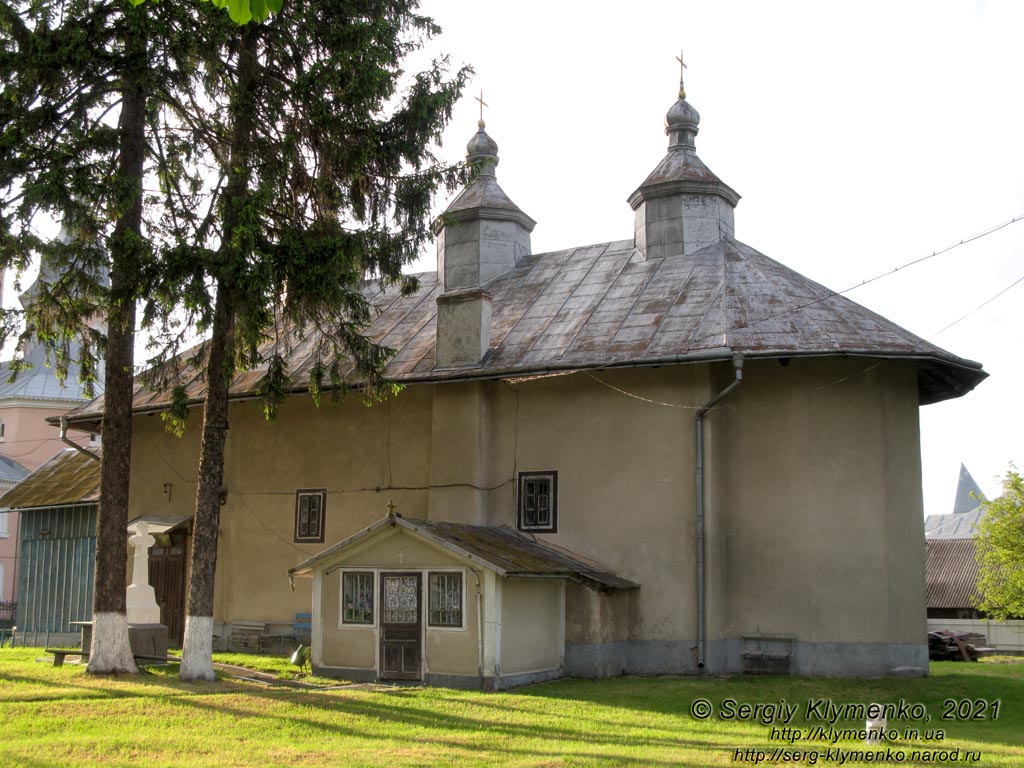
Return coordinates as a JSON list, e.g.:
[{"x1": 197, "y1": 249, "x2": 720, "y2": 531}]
[{"x1": 0, "y1": 648, "x2": 1021, "y2": 767}]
